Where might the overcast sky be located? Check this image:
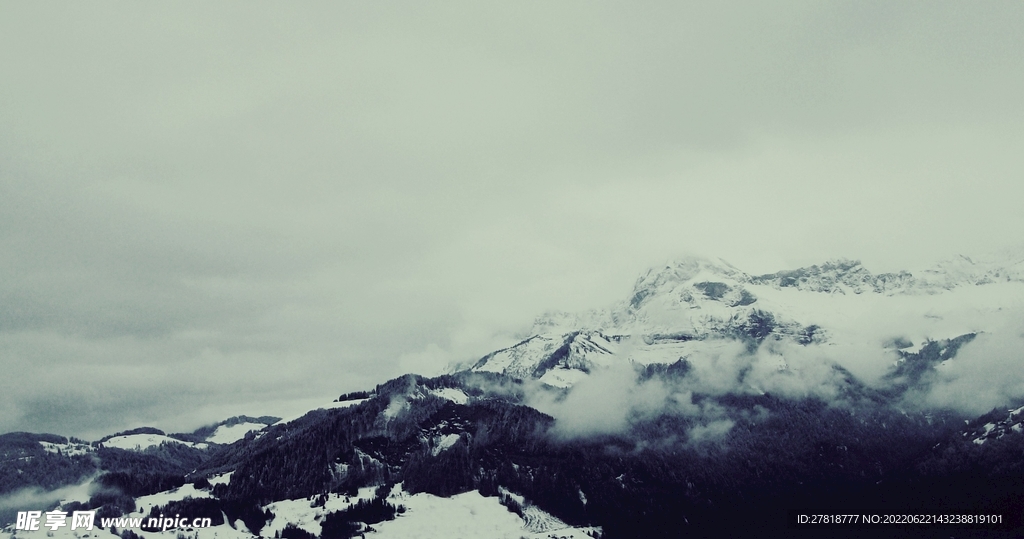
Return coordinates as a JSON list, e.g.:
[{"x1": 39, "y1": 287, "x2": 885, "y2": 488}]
[{"x1": 2, "y1": 1, "x2": 1023, "y2": 439}]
